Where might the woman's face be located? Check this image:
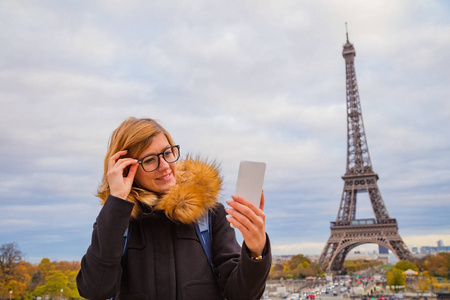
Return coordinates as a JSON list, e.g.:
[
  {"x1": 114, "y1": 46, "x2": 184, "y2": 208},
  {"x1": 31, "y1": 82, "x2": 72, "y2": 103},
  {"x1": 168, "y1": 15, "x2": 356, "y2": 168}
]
[{"x1": 134, "y1": 133, "x2": 177, "y2": 193}]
